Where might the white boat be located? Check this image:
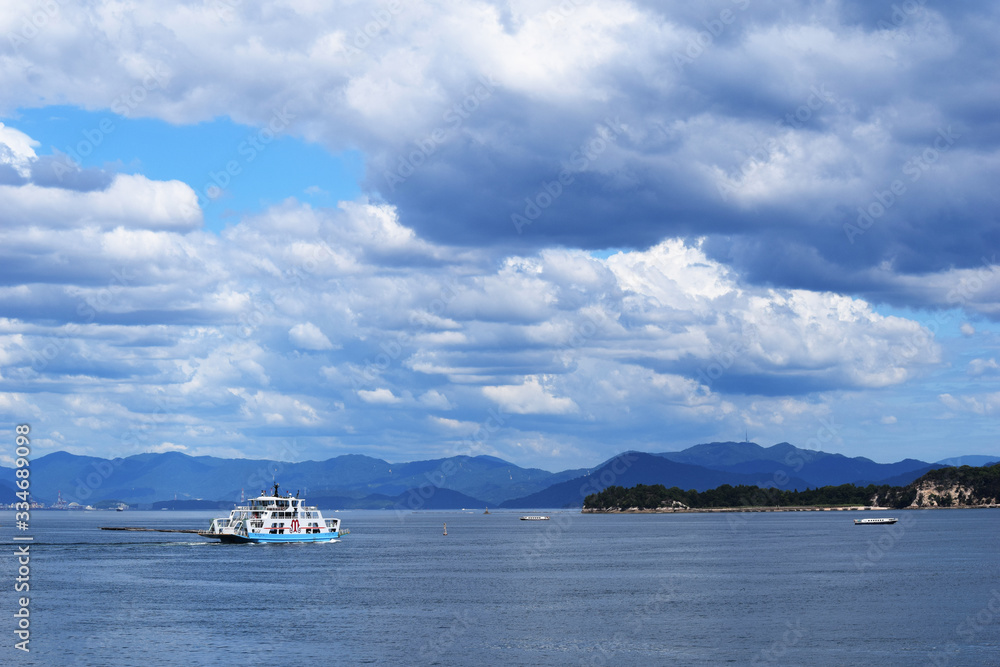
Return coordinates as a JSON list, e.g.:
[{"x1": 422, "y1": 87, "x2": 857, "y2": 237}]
[
  {"x1": 520, "y1": 515, "x2": 550, "y2": 521},
  {"x1": 854, "y1": 517, "x2": 898, "y2": 525},
  {"x1": 199, "y1": 483, "x2": 344, "y2": 544}
]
